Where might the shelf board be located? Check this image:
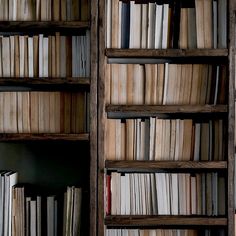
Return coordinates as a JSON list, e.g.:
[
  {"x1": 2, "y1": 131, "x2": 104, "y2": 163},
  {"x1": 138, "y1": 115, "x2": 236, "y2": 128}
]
[
  {"x1": 105, "y1": 49, "x2": 228, "y2": 58},
  {"x1": 0, "y1": 77, "x2": 90, "y2": 91},
  {"x1": 105, "y1": 161, "x2": 227, "y2": 172},
  {"x1": 106, "y1": 105, "x2": 228, "y2": 118},
  {"x1": 0, "y1": 133, "x2": 89, "y2": 141},
  {"x1": 105, "y1": 216, "x2": 227, "y2": 227},
  {"x1": 0, "y1": 21, "x2": 90, "y2": 31}
]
